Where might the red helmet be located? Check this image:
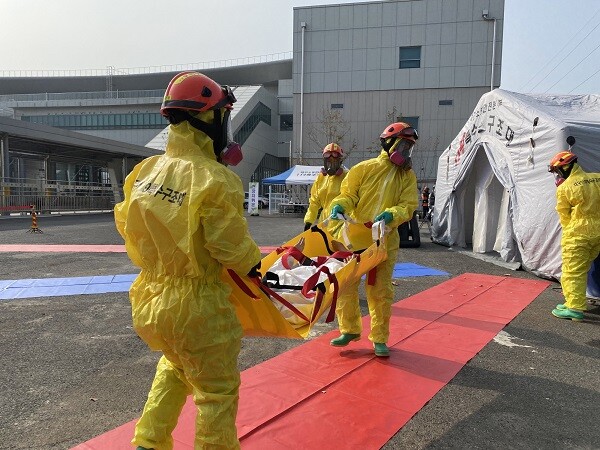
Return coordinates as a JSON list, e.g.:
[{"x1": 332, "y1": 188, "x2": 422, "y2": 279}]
[
  {"x1": 322, "y1": 143, "x2": 344, "y2": 158},
  {"x1": 380, "y1": 122, "x2": 419, "y2": 142},
  {"x1": 548, "y1": 151, "x2": 577, "y2": 172},
  {"x1": 160, "y1": 71, "x2": 236, "y2": 117}
]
